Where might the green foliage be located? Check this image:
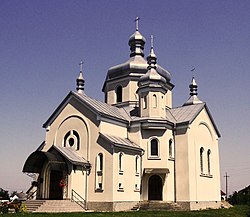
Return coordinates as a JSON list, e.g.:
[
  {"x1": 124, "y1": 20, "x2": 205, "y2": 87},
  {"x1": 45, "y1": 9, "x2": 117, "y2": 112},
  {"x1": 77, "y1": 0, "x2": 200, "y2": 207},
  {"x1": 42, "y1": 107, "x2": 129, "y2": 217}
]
[
  {"x1": 0, "y1": 188, "x2": 9, "y2": 200},
  {"x1": 19, "y1": 202, "x2": 28, "y2": 213},
  {"x1": 0, "y1": 202, "x2": 9, "y2": 214},
  {"x1": 0, "y1": 205, "x2": 249, "y2": 217},
  {"x1": 229, "y1": 186, "x2": 250, "y2": 205}
]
